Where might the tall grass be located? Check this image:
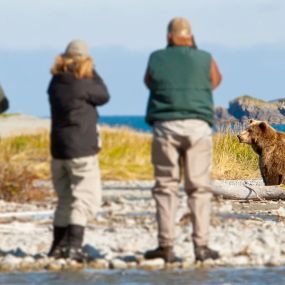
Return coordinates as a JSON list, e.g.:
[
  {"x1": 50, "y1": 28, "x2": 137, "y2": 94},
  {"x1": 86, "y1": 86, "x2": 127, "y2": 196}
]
[
  {"x1": 99, "y1": 126, "x2": 152, "y2": 180},
  {"x1": 0, "y1": 132, "x2": 50, "y2": 201},
  {"x1": 0, "y1": 126, "x2": 261, "y2": 201},
  {"x1": 212, "y1": 132, "x2": 259, "y2": 179}
]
